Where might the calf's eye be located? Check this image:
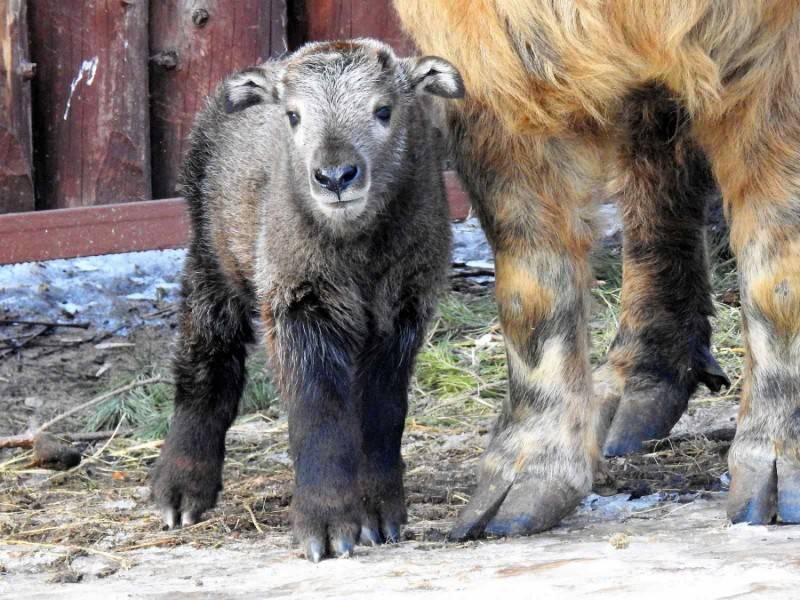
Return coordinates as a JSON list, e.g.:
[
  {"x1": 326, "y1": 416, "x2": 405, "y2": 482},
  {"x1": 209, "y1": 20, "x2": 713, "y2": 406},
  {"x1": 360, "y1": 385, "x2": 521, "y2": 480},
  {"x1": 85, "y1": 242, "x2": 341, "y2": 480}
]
[
  {"x1": 375, "y1": 106, "x2": 392, "y2": 123},
  {"x1": 287, "y1": 111, "x2": 300, "y2": 127}
]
